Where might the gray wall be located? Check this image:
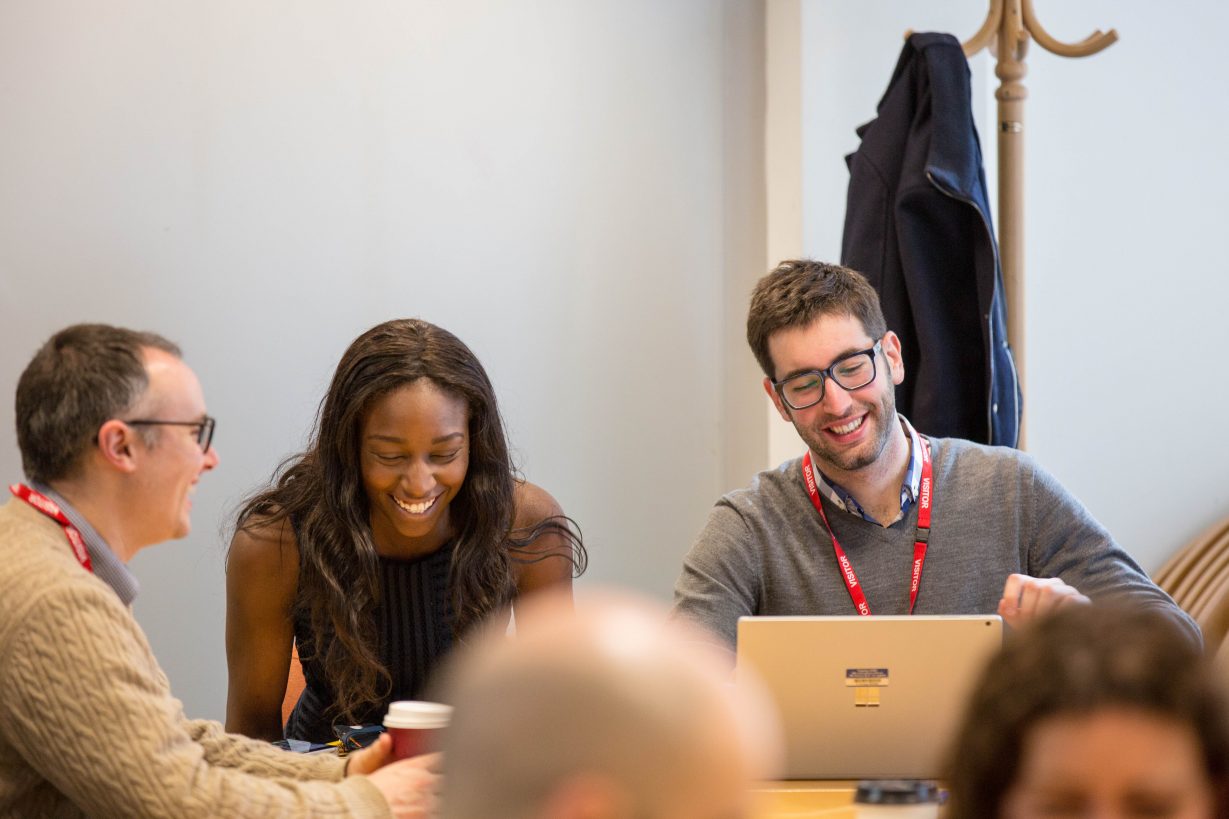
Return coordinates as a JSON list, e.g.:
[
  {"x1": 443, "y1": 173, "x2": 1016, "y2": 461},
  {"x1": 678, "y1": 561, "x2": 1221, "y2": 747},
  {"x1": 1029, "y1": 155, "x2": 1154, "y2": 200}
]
[{"x1": 0, "y1": 1, "x2": 767, "y2": 721}]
